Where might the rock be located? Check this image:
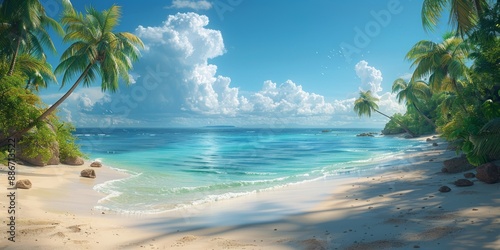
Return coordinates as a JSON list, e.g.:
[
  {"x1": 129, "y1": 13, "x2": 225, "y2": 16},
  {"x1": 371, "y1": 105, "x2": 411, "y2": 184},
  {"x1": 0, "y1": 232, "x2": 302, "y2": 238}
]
[
  {"x1": 442, "y1": 155, "x2": 475, "y2": 173},
  {"x1": 16, "y1": 124, "x2": 60, "y2": 166},
  {"x1": 432, "y1": 136, "x2": 438, "y2": 138},
  {"x1": 476, "y1": 162, "x2": 500, "y2": 184},
  {"x1": 454, "y1": 179, "x2": 474, "y2": 187},
  {"x1": 426, "y1": 138, "x2": 432, "y2": 142},
  {"x1": 90, "y1": 161, "x2": 102, "y2": 168},
  {"x1": 15, "y1": 179, "x2": 32, "y2": 189},
  {"x1": 17, "y1": 140, "x2": 60, "y2": 166},
  {"x1": 438, "y1": 186, "x2": 451, "y2": 192},
  {"x1": 62, "y1": 156, "x2": 84, "y2": 166},
  {"x1": 356, "y1": 132, "x2": 376, "y2": 137},
  {"x1": 464, "y1": 172, "x2": 476, "y2": 179},
  {"x1": 432, "y1": 143, "x2": 439, "y2": 147},
  {"x1": 80, "y1": 169, "x2": 96, "y2": 178}
]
